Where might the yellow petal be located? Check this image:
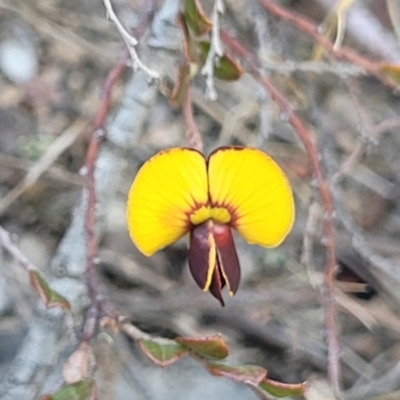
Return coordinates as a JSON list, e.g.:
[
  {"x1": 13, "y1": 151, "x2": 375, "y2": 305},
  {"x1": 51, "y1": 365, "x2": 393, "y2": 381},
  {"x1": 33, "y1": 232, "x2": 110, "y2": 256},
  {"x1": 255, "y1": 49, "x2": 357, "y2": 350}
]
[
  {"x1": 208, "y1": 147, "x2": 294, "y2": 247},
  {"x1": 127, "y1": 148, "x2": 208, "y2": 256}
]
